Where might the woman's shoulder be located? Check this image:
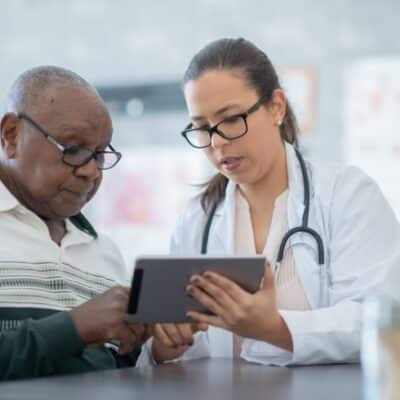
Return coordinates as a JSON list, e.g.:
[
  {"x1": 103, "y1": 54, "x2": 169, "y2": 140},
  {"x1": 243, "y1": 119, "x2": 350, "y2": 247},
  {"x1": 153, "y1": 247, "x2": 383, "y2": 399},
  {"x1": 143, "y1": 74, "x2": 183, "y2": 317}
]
[
  {"x1": 170, "y1": 192, "x2": 208, "y2": 253},
  {"x1": 176, "y1": 192, "x2": 207, "y2": 225},
  {"x1": 309, "y1": 159, "x2": 377, "y2": 201},
  {"x1": 305, "y1": 157, "x2": 390, "y2": 226},
  {"x1": 185, "y1": 191, "x2": 205, "y2": 213}
]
